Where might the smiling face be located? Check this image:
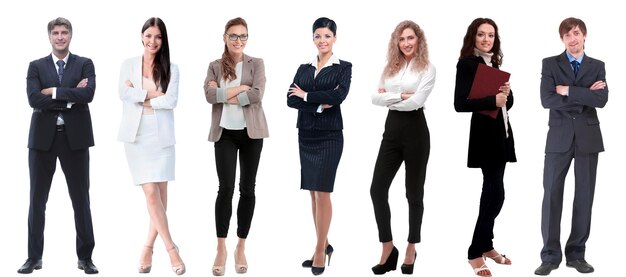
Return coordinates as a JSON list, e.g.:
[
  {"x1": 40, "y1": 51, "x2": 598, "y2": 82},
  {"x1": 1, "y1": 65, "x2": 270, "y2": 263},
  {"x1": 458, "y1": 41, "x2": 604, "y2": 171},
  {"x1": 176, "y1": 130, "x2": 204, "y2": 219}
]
[
  {"x1": 49, "y1": 25, "x2": 72, "y2": 56},
  {"x1": 474, "y1": 23, "x2": 495, "y2": 53},
  {"x1": 142, "y1": 26, "x2": 162, "y2": 56},
  {"x1": 313, "y1": 27, "x2": 336, "y2": 55},
  {"x1": 224, "y1": 24, "x2": 247, "y2": 58},
  {"x1": 398, "y1": 27, "x2": 418, "y2": 59},
  {"x1": 561, "y1": 25, "x2": 586, "y2": 57}
]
